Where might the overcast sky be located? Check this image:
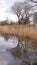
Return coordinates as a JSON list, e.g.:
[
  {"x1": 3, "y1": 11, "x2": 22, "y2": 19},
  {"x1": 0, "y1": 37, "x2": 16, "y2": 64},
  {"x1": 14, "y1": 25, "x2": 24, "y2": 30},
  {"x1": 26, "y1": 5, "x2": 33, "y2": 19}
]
[
  {"x1": 0, "y1": 0, "x2": 37, "y2": 22},
  {"x1": 0, "y1": 0, "x2": 22, "y2": 22}
]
